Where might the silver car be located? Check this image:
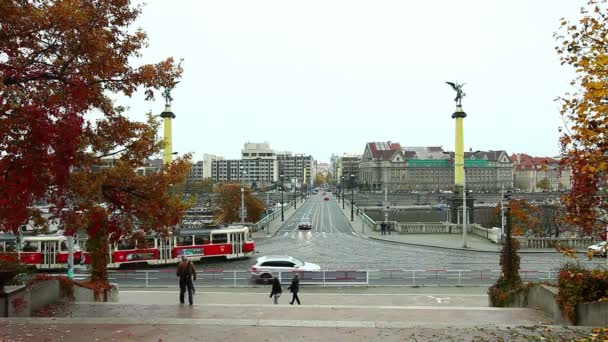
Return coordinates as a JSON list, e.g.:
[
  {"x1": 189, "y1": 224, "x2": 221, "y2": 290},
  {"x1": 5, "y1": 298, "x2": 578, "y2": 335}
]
[{"x1": 251, "y1": 255, "x2": 321, "y2": 283}]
